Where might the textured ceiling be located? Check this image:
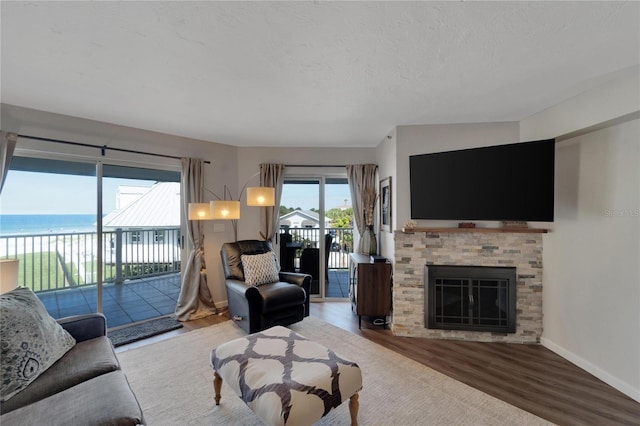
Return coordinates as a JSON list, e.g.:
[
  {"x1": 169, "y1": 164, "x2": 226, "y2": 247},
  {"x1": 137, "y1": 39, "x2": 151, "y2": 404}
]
[{"x1": 1, "y1": 1, "x2": 638, "y2": 147}]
